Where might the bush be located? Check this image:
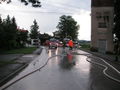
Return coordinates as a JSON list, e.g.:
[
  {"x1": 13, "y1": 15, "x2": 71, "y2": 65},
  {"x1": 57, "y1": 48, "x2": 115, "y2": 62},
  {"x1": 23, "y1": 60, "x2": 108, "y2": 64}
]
[
  {"x1": 106, "y1": 51, "x2": 114, "y2": 55},
  {"x1": 90, "y1": 47, "x2": 98, "y2": 52}
]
